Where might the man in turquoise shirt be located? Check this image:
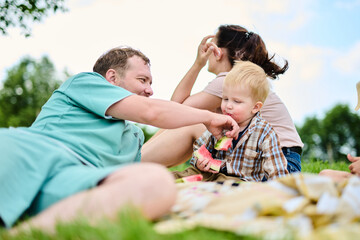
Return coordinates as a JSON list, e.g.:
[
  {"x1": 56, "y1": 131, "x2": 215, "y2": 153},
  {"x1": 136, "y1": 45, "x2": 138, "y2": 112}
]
[{"x1": 0, "y1": 47, "x2": 240, "y2": 232}]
